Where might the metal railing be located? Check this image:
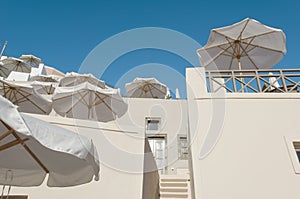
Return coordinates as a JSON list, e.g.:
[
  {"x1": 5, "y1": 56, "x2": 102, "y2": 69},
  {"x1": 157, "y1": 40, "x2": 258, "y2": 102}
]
[{"x1": 206, "y1": 69, "x2": 300, "y2": 93}]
